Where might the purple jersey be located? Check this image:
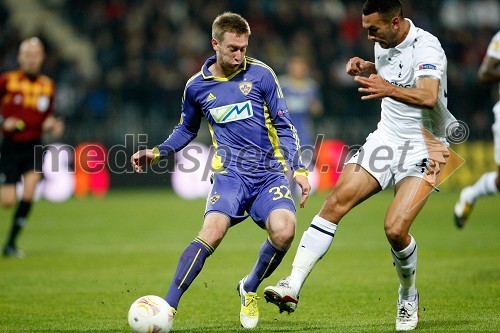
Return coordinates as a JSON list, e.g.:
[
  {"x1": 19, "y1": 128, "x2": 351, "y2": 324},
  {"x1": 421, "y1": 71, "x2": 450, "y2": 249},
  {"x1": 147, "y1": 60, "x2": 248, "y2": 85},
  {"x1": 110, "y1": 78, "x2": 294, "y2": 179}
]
[{"x1": 156, "y1": 56, "x2": 305, "y2": 178}]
